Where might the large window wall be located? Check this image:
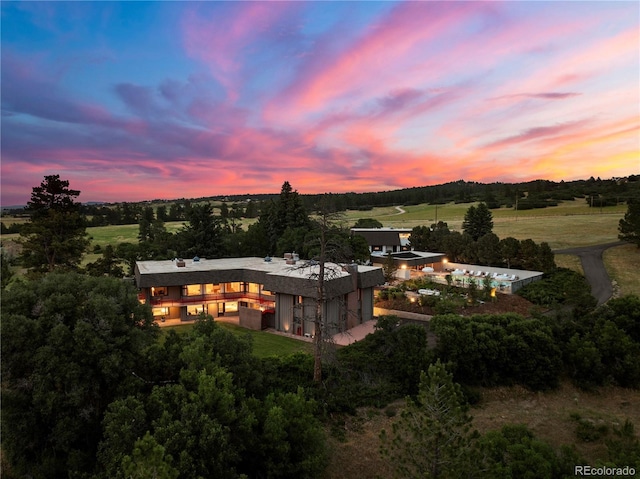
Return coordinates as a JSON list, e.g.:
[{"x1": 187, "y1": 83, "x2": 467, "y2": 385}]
[{"x1": 146, "y1": 281, "x2": 275, "y2": 322}]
